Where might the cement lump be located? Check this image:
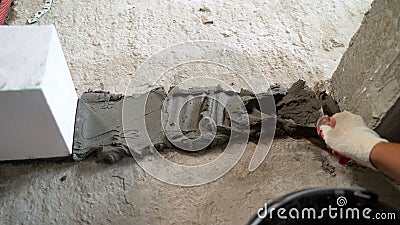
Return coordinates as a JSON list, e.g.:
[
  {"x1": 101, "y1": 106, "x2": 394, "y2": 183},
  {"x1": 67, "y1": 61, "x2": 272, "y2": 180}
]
[{"x1": 277, "y1": 80, "x2": 322, "y2": 127}]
